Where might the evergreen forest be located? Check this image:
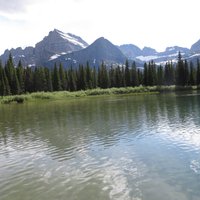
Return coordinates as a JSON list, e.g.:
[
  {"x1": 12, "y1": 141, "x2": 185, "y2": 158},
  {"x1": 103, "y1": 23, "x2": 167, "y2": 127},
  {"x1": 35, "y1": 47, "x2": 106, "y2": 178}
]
[{"x1": 0, "y1": 52, "x2": 200, "y2": 96}]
